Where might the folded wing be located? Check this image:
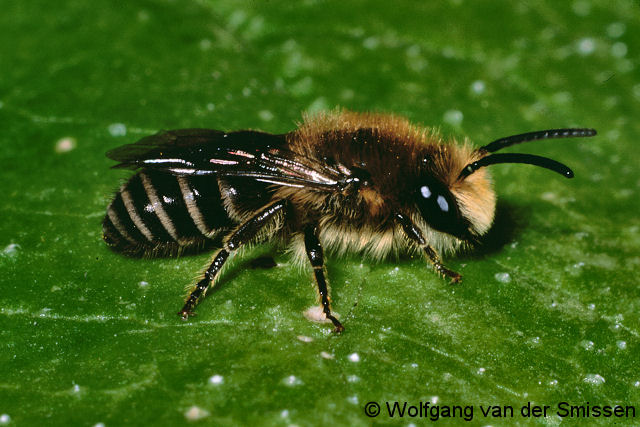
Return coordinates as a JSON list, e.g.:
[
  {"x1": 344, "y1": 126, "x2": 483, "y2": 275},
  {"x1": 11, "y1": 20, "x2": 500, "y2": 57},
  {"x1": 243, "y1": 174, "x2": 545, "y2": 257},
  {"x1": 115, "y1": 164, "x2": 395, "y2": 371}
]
[{"x1": 107, "y1": 129, "x2": 345, "y2": 191}]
